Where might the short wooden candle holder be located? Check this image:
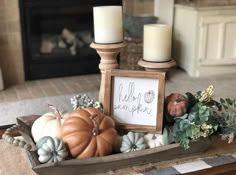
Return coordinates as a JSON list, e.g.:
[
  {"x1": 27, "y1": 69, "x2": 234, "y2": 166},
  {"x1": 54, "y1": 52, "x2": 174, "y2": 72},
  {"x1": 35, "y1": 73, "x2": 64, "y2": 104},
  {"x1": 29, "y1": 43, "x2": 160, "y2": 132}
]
[
  {"x1": 138, "y1": 59, "x2": 176, "y2": 72},
  {"x1": 90, "y1": 42, "x2": 127, "y2": 105}
]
